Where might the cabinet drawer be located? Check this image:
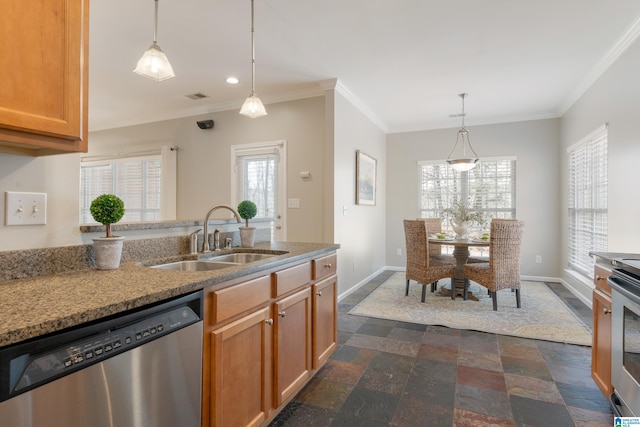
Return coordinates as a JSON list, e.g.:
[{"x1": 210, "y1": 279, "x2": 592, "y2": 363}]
[
  {"x1": 212, "y1": 275, "x2": 271, "y2": 324},
  {"x1": 312, "y1": 253, "x2": 337, "y2": 281},
  {"x1": 594, "y1": 264, "x2": 612, "y2": 296},
  {"x1": 273, "y1": 262, "x2": 311, "y2": 297}
]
